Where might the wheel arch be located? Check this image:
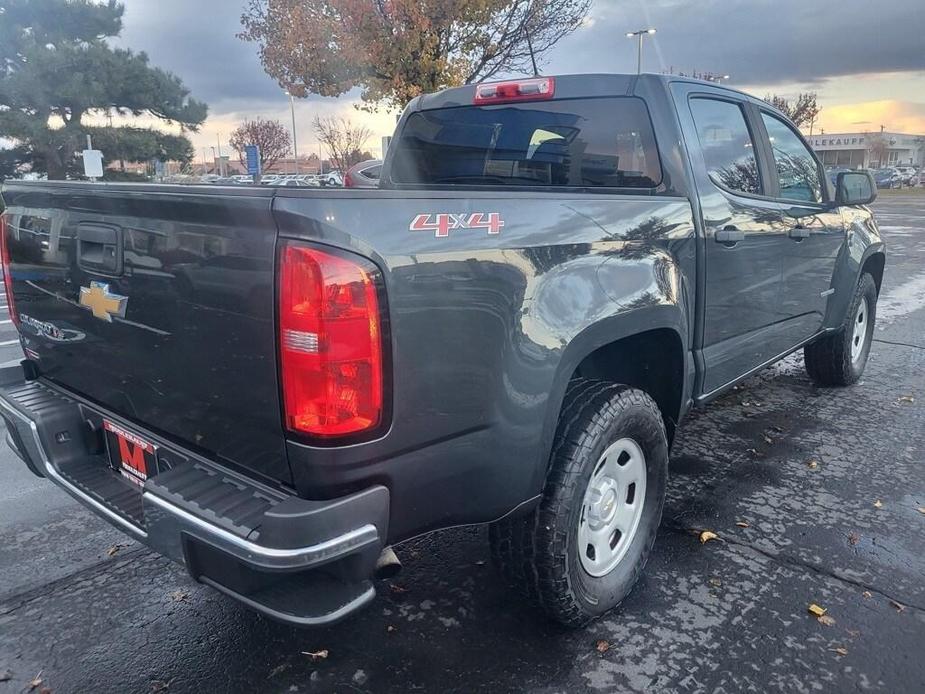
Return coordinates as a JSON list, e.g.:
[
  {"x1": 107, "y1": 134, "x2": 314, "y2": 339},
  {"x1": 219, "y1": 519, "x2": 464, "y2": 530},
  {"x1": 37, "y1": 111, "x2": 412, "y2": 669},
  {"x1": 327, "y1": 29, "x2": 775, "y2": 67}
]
[
  {"x1": 860, "y1": 250, "x2": 886, "y2": 294},
  {"x1": 538, "y1": 306, "x2": 690, "y2": 483}
]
